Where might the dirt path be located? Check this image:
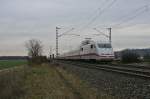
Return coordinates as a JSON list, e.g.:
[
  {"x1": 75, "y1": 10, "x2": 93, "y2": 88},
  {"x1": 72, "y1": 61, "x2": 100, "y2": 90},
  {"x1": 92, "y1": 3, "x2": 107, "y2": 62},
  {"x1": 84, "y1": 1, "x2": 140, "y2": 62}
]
[{"x1": 55, "y1": 68, "x2": 83, "y2": 99}]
